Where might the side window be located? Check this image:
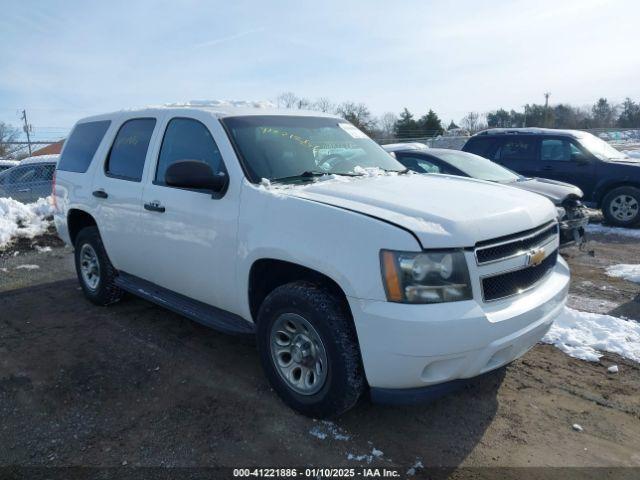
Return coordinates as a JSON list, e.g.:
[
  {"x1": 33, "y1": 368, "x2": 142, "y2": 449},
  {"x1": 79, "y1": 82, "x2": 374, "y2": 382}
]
[
  {"x1": 105, "y1": 118, "x2": 156, "y2": 181},
  {"x1": 40, "y1": 164, "x2": 56, "y2": 181},
  {"x1": 540, "y1": 139, "x2": 570, "y2": 162},
  {"x1": 398, "y1": 155, "x2": 442, "y2": 174},
  {"x1": 10, "y1": 166, "x2": 37, "y2": 183},
  {"x1": 494, "y1": 139, "x2": 536, "y2": 162},
  {"x1": 58, "y1": 120, "x2": 111, "y2": 173},
  {"x1": 155, "y1": 118, "x2": 225, "y2": 186}
]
